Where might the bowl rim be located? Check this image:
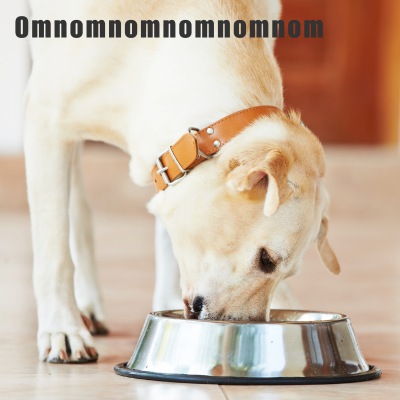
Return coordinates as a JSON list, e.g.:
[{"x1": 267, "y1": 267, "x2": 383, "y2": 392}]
[
  {"x1": 114, "y1": 363, "x2": 381, "y2": 385},
  {"x1": 150, "y1": 309, "x2": 349, "y2": 325}
]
